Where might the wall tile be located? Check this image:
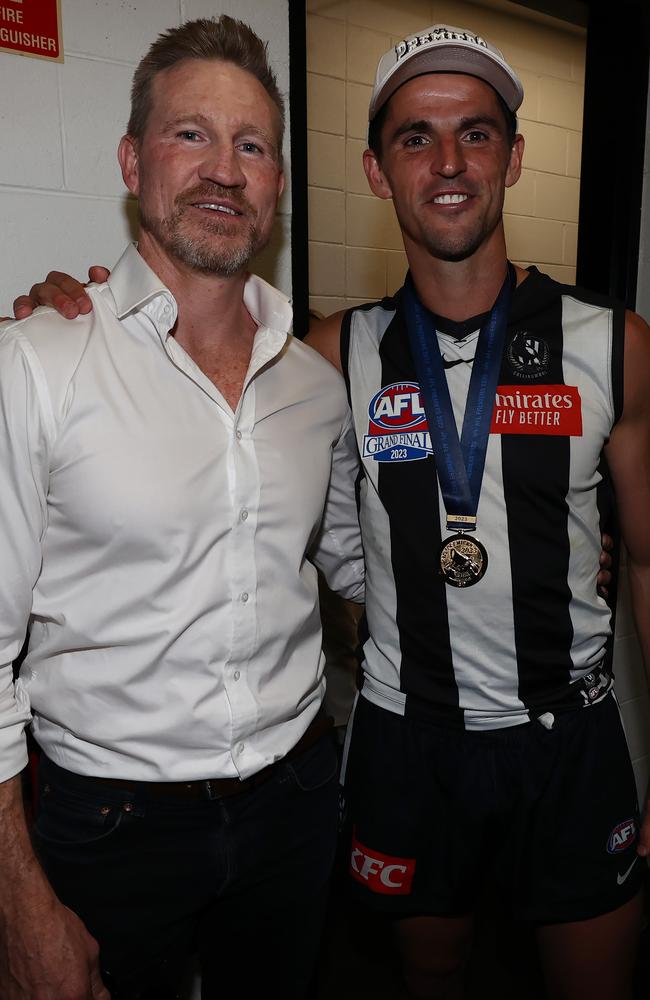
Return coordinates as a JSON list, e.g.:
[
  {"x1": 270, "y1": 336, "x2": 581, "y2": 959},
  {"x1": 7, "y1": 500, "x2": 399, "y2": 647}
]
[
  {"x1": 538, "y1": 77, "x2": 584, "y2": 132},
  {"x1": 307, "y1": 15, "x2": 346, "y2": 79},
  {"x1": 345, "y1": 247, "x2": 386, "y2": 298},
  {"x1": 566, "y1": 131, "x2": 583, "y2": 179},
  {"x1": 514, "y1": 68, "x2": 540, "y2": 124},
  {"x1": 386, "y1": 250, "x2": 408, "y2": 294},
  {"x1": 61, "y1": 0, "x2": 180, "y2": 62},
  {"x1": 308, "y1": 73, "x2": 346, "y2": 136},
  {"x1": 563, "y1": 223, "x2": 578, "y2": 267},
  {"x1": 345, "y1": 0, "x2": 432, "y2": 36},
  {"x1": 308, "y1": 131, "x2": 346, "y2": 190},
  {"x1": 538, "y1": 263, "x2": 576, "y2": 283},
  {"x1": 309, "y1": 186, "x2": 345, "y2": 244},
  {"x1": 504, "y1": 169, "x2": 536, "y2": 218},
  {"x1": 346, "y1": 138, "x2": 369, "y2": 195},
  {"x1": 0, "y1": 190, "x2": 133, "y2": 316},
  {"x1": 306, "y1": 0, "x2": 347, "y2": 18},
  {"x1": 346, "y1": 25, "x2": 392, "y2": 86},
  {"x1": 346, "y1": 81, "x2": 372, "y2": 139},
  {"x1": 535, "y1": 174, "x2": 580, "y2": 224},
  {"x1": 520, "y1": 120, "x2": 568, "y2": 175},
  {"x1": 0, "y1": 56, "x2": 63, "y2": 189},
  {"x1": 504, "y1": 215, "x2": 564, "y2": 265},
  {"x1": 346, "y1": 193, "x2": 403, "y2": 250},
  {"x1": 309, "y1": 294, "x2": 348, "y2": 316},
  {"x1": 309, "y1": 241, "x2": 346, "y2": 296},
  {"x1": 61, "y1": 57, "x2": 133, "y2": 197}
]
